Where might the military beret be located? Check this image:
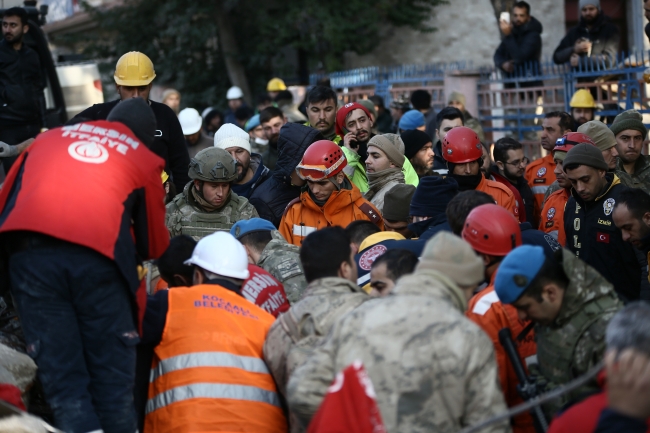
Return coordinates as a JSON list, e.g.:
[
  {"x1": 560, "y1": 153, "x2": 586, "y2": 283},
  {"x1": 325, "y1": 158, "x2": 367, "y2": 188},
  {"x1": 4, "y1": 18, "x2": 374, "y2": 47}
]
[
  {"x1": 494, "y1": 245, "x2": 546, "y2": 304},
  {"x1": 230, "y1": 218, "x2": 276, "y2": 239}
]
